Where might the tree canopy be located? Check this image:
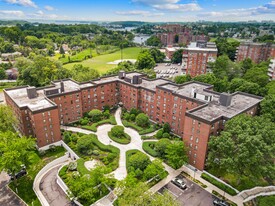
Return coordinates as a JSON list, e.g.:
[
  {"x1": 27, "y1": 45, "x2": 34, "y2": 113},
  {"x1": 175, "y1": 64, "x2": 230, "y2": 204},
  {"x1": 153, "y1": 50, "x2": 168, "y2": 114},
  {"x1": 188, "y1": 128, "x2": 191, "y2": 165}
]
[
  {"x1": 135, "y1": 50, "x2": 155, "y2": 70},
  {"x1": 70, "y1": 64, "x2": 100, "y2": 82},
  {"x1": 0, "y1": 105, "x2": 17, "y2": 132}
]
